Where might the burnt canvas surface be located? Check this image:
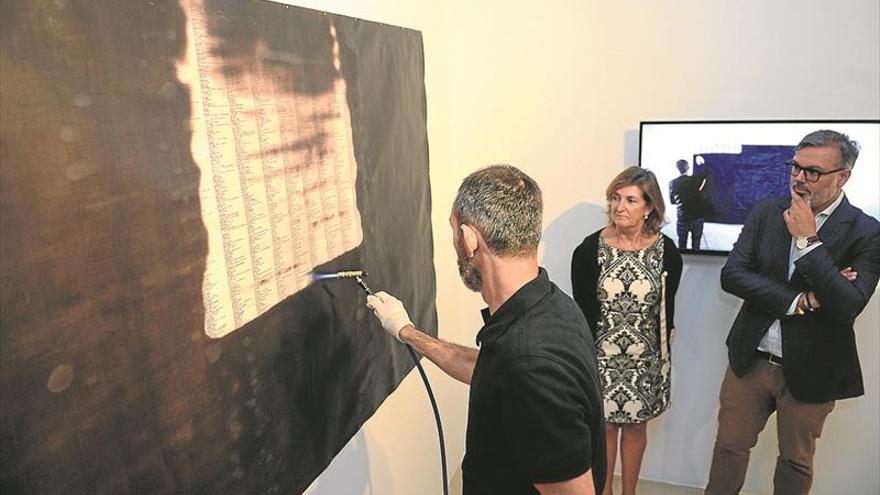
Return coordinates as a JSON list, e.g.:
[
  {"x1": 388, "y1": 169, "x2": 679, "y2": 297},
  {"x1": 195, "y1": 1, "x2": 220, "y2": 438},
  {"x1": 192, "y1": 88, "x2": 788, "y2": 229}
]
[{"x1": 0, "y1": 0, "x2": 436, "y2": 493}]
